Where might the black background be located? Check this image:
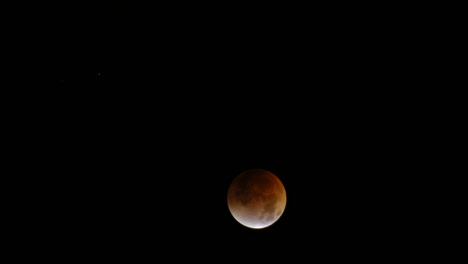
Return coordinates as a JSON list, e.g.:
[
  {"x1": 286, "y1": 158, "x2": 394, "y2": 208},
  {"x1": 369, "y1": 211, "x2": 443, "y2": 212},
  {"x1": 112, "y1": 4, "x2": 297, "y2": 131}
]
[{"x1": 20, "y1": 4, "x2": 441, "y2": 260}]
